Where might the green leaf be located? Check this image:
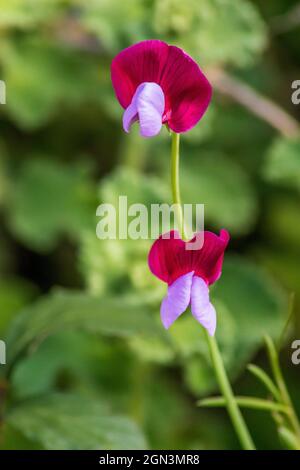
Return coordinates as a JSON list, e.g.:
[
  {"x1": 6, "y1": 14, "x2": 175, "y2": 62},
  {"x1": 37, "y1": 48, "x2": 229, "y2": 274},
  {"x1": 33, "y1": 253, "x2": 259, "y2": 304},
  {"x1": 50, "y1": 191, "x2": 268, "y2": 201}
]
[
  {"x1": 263, "y1": 137, "x2": 300, "y2": 190},
  {"x1": 99, "y1": 166, "x2": 170, "y2": 209},
  {"x1": 11, "y1": 331, "x2": 105, "y2": 399},
  {"x1": 78, "y1": 0, "x2": 146, "y2": 51},
  {"x1": 4, "y1": 288, "x2": 163, "y2": 369},
  {"x1": 0, "y1": 0, "x2": 63, "y2": 29},
  {"x1": 0, "y1": 278, "x2": 36, "y2": 336},
  {"x1": 262, "y1": 194, "x2": 300, "y2": 251},
  {"x1": 0, "y1": 144, "x2": 9, "y2": 206},
  {"x1": 128, "y1": 335, "x2": 174, "y2": 365},
  {"x1": 154, "y1": 0, "x2": 267, "y2": 67},
  {"x1": 79, "y1": 167, "x2": 169, "y2": 296},
  {"x1": 6, "y1": 393, "x2": 147, "y2": 450},
  {"x1": 212, "y1": 257, "x2": 287, "y2": 346},
  {"x1": 8, "y1": 158, "x2": 95, "y2": 251},
  {"x1": 0, "y1": 37, "x2": 102, "y2": 128},
  {"x1": 181, "y1": 153, "x2": 258, "y2": 236}
]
